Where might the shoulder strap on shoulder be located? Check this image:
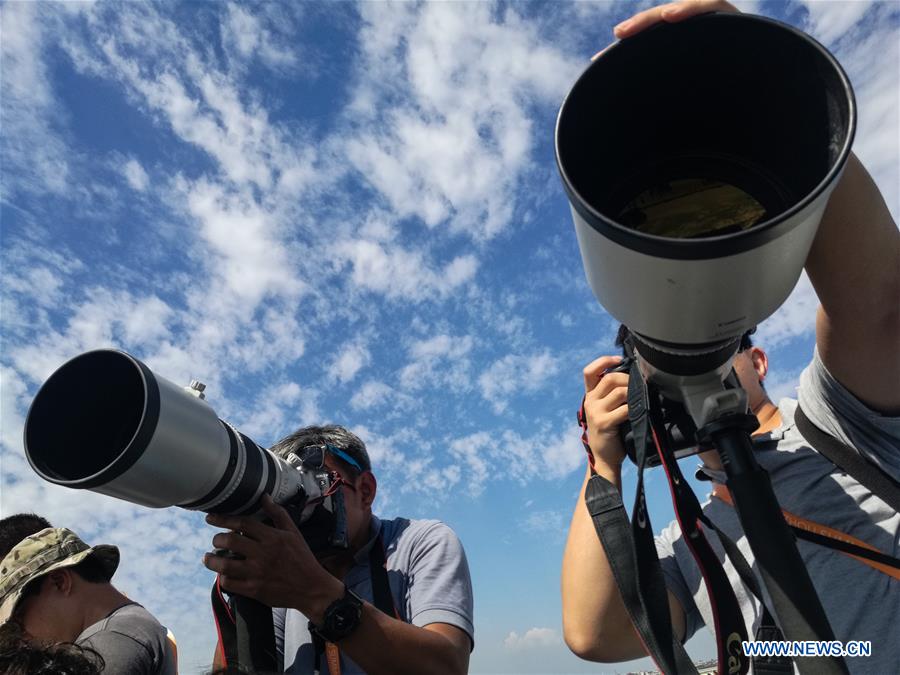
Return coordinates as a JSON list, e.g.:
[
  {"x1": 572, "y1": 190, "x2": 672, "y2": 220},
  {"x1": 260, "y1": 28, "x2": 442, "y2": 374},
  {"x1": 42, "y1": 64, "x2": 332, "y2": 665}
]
[
  {"x1": 795, "y1": 405, "x2": 900, "y2": 512},
  {"x1": 369, "y1": 533, "x2": 400, "y2": 619}
]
